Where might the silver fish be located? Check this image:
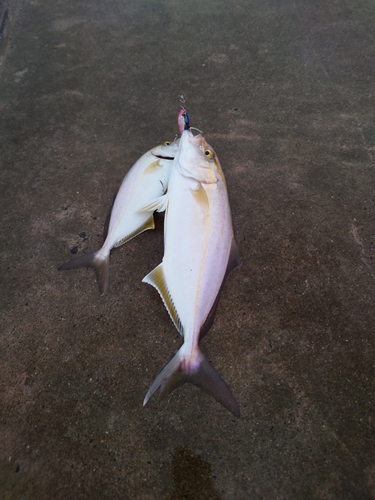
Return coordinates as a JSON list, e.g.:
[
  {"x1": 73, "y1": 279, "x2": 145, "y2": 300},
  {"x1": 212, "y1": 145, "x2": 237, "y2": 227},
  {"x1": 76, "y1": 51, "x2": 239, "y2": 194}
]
[
  {"x1": 142, "y1": 129, "x2": 241, "y2": 417},
  {"x1": 59, "y1": 140, "x2": 179, "y2": 294}
]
